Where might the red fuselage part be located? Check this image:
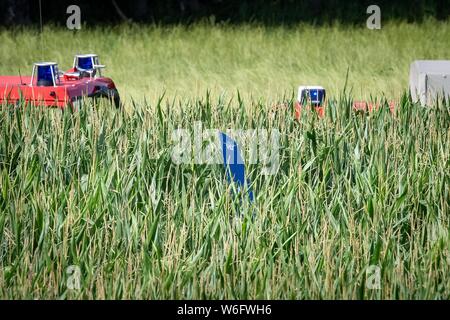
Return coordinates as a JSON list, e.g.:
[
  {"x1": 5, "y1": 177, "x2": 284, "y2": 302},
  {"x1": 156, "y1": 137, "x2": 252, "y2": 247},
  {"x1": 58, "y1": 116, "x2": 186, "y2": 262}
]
[
  {"x1": 0, "y1": 72, "x2": 117, "y2": 108},
  {"x1": 294, "y1": 100, "x2": 396, "y2": 119}
]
